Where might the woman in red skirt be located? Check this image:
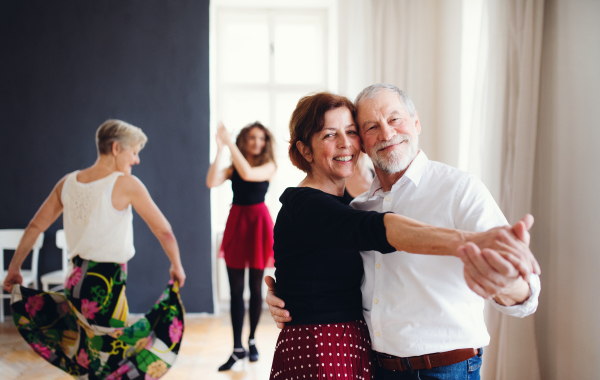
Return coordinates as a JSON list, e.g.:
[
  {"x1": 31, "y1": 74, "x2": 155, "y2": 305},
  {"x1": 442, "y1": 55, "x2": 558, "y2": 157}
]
[{"x1": 206, "y1": 121, "x2": 277, "y2": 371}]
